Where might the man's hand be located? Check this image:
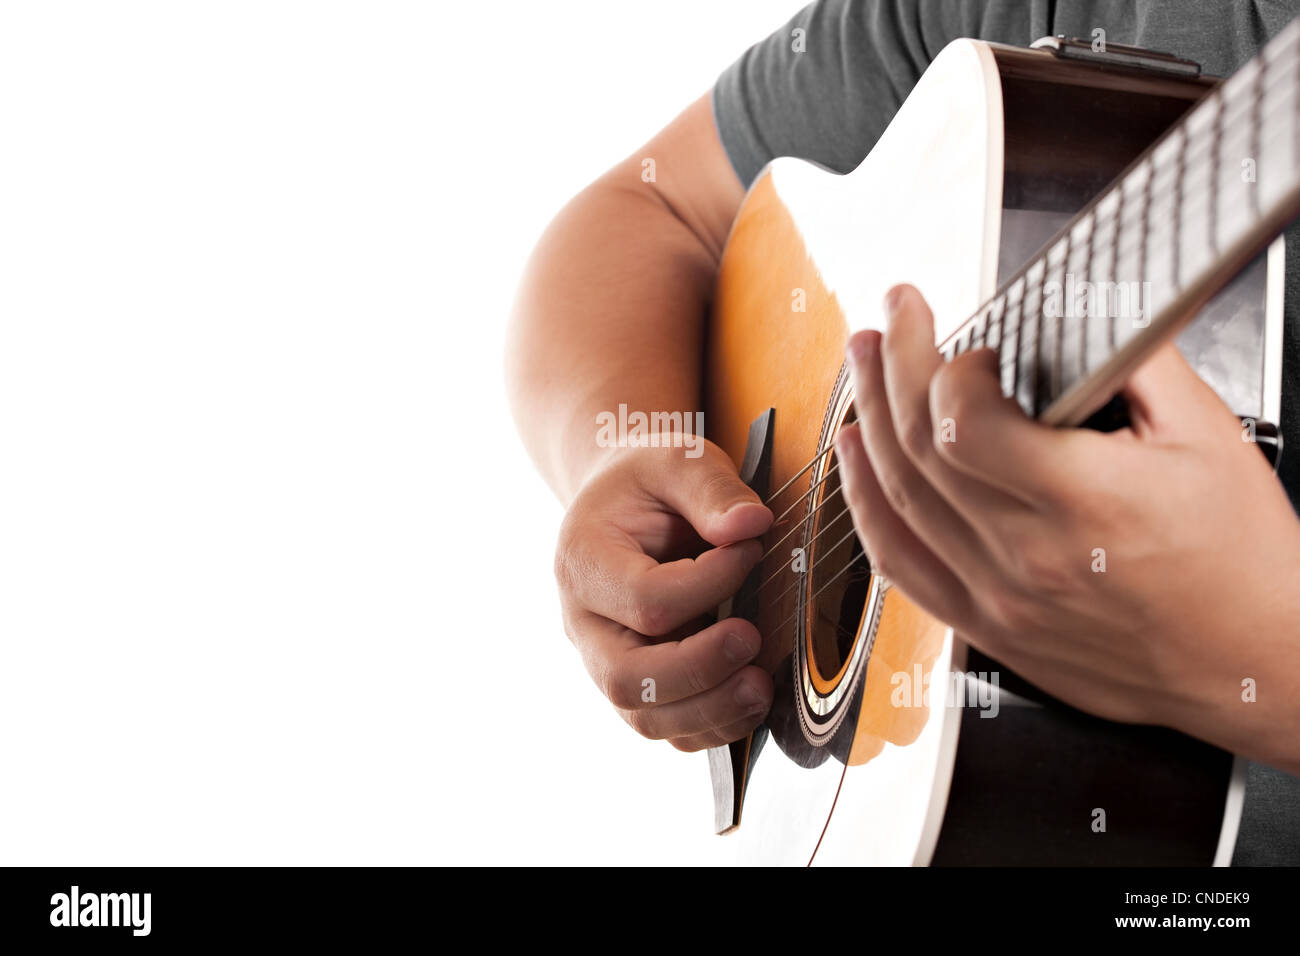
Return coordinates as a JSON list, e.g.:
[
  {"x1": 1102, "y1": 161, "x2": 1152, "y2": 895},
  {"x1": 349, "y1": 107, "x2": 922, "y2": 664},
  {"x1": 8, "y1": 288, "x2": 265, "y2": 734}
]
[
  {"x1": 835, "y1": 284, "x2": 1300, "y2": 773},
  {"x1": 554, "y1": 440, "x2": 774, "y2": 751}
]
